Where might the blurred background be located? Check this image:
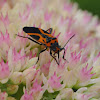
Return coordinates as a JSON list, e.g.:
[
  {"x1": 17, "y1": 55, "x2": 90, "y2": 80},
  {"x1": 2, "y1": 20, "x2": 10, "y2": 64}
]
[{"x1": 71, "y1": 0, "x2": 100, "y2": 18}]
